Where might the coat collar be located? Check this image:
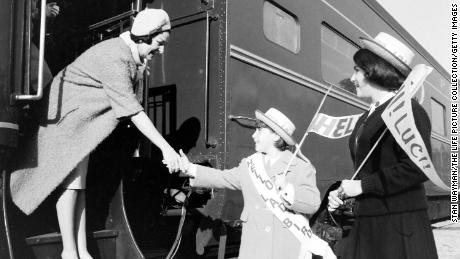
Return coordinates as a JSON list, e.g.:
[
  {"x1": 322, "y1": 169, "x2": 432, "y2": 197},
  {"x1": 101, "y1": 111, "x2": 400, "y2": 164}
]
[
  {"x1": 360, "y1": 97, "x2": 394, "y2": 134},
  {"x1": 368, "y1": 91, "x2": 395, "y2": 116},
  {"x1": 120, "y1": 31, "x2": 145, "y2": 67},
  {"x1": 262, "y1": 150, "x2": 298, "y2": 178},
  {"x1": 353, "y1": 96, "x2": 394, "y2": 137}
]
